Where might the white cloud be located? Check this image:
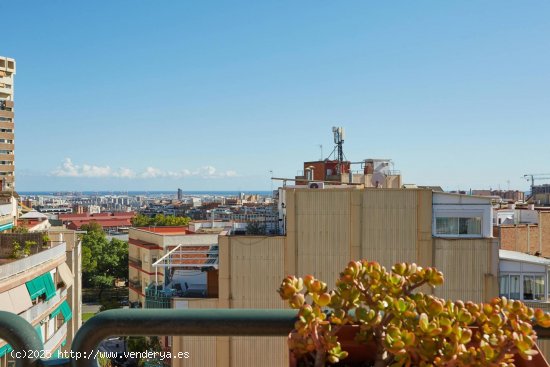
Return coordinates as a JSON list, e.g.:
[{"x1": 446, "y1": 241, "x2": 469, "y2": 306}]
[{"x1": 51, "y1": 158, "x2": 238, "y2": 179}]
